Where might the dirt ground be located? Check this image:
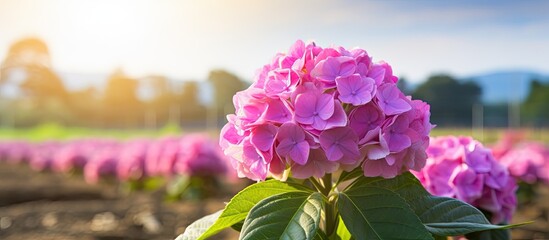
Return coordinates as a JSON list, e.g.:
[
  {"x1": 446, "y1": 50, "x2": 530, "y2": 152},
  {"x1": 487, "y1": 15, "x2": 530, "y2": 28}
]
[{"x1": 0, "y1": 163, "x2": 548, "y2": 240}]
